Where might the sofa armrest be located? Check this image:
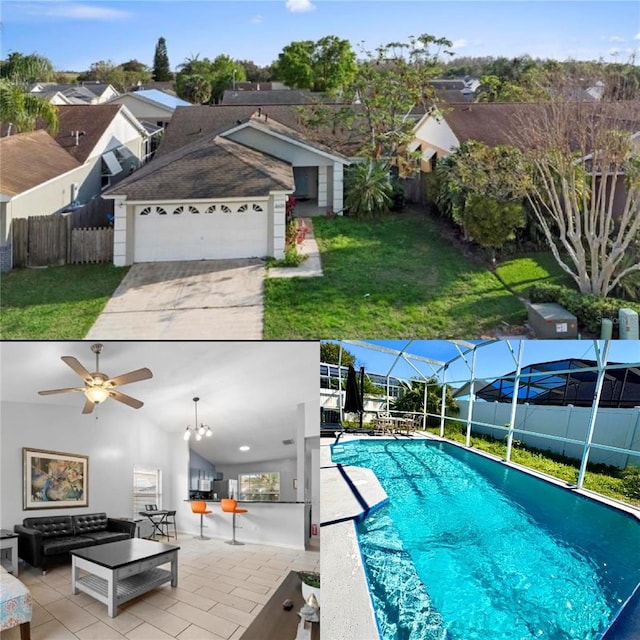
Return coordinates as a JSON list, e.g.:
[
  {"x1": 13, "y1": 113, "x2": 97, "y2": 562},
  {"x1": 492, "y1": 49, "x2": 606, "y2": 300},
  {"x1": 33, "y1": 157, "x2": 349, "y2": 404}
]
[
  {"x1": 13, "y1": 525, "x2": 43, "y2": 569},
  {"x1": 107, "y1": 518, "x2": 136, "y2": 538}
]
